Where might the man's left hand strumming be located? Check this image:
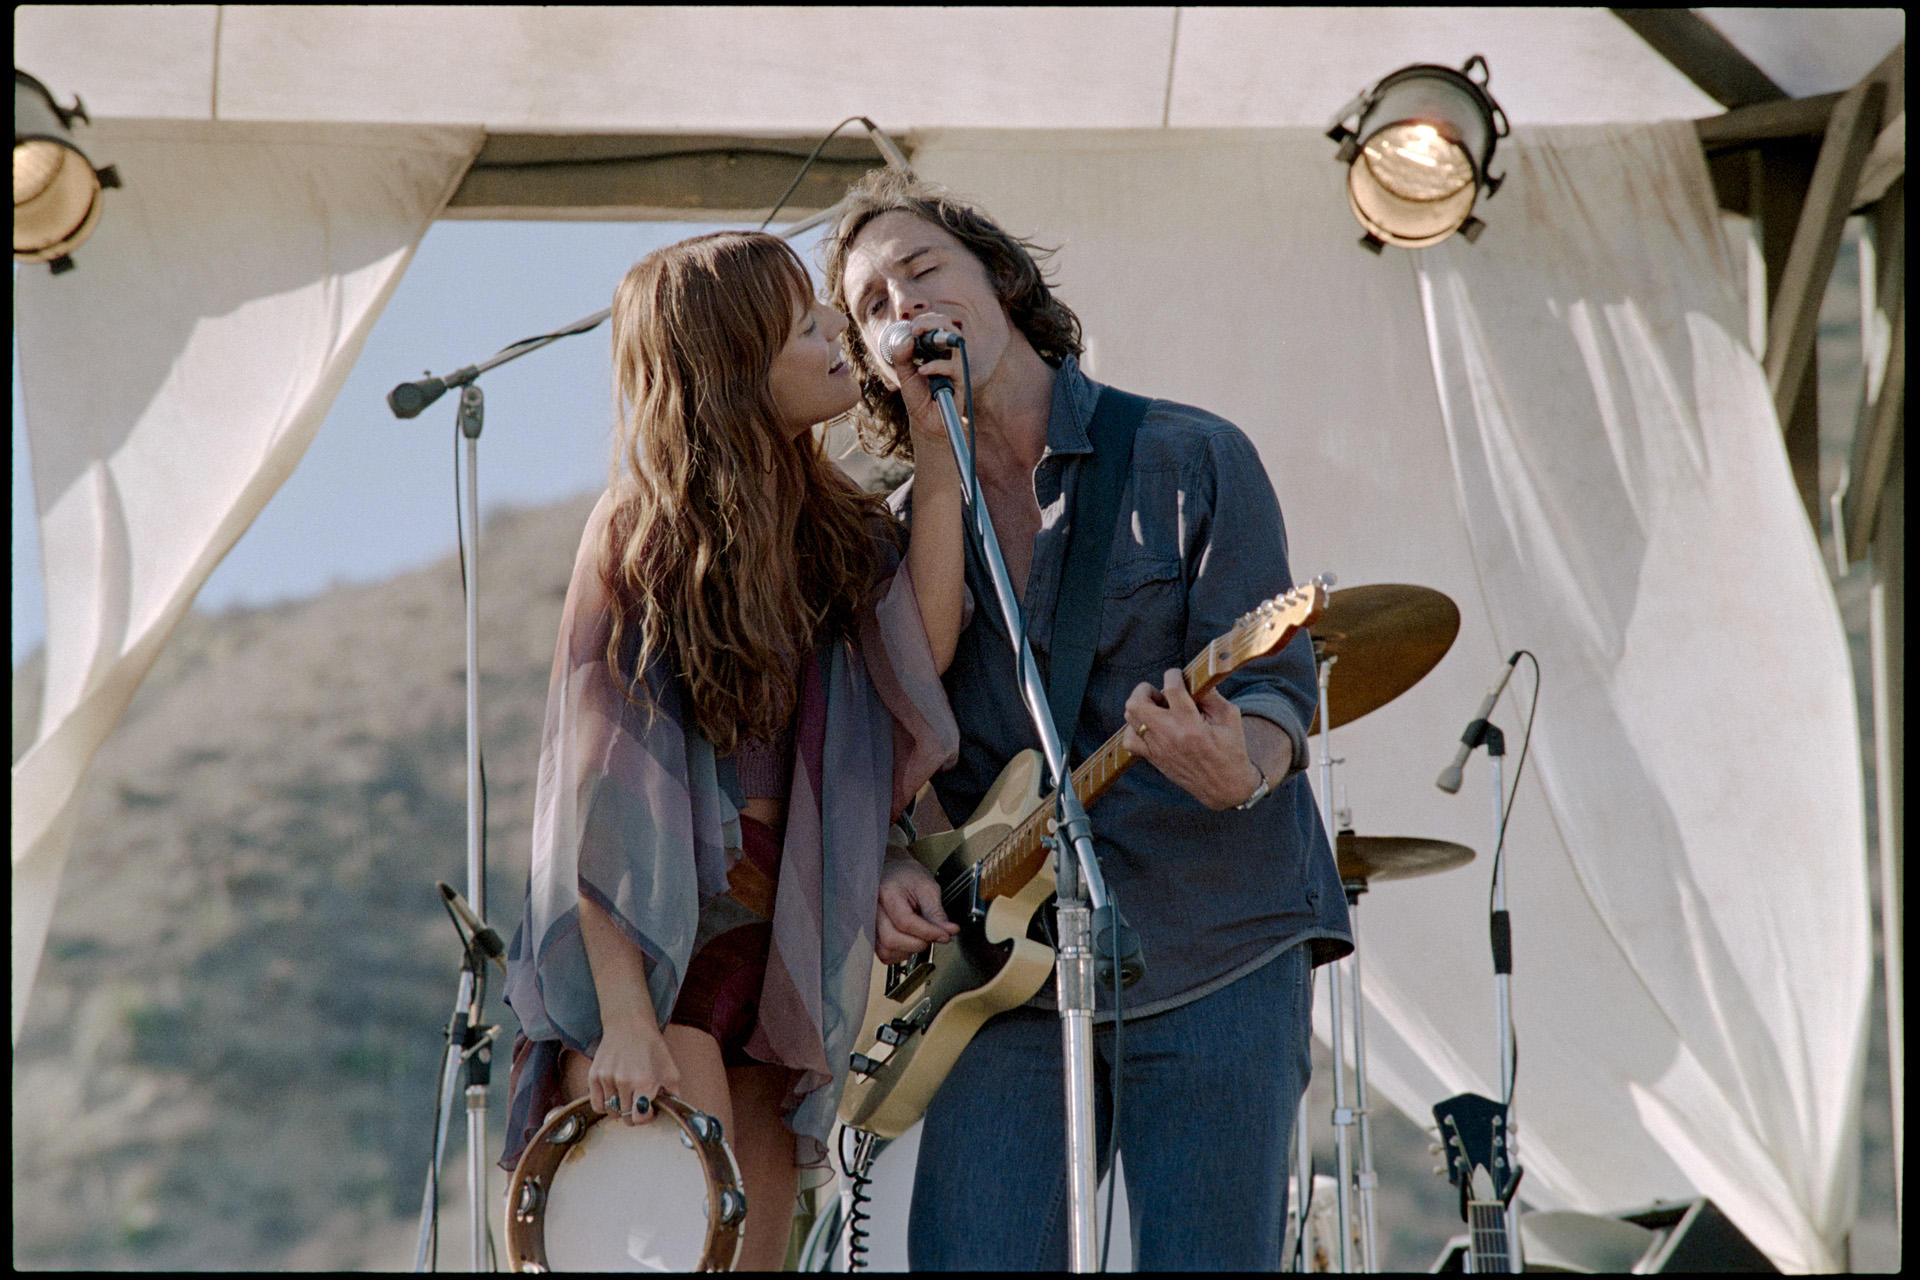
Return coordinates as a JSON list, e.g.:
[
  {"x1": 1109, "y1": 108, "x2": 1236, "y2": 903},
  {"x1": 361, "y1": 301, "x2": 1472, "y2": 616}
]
[{"x1": 1121, "y1": 667, "x2": 1293, "y2": 811}]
